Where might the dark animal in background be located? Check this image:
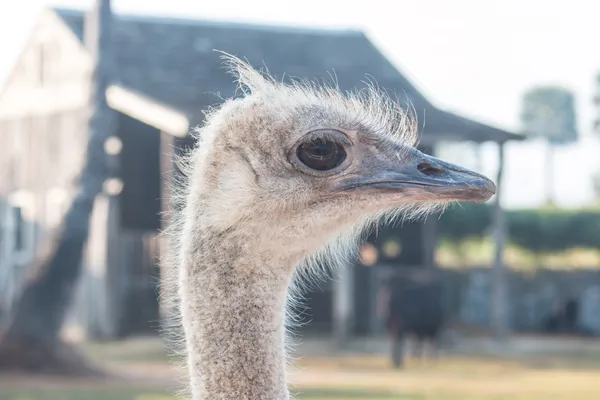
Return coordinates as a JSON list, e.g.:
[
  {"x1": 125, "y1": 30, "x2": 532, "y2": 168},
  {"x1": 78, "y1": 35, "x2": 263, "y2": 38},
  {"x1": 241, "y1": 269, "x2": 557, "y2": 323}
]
[
  {"x1": 541, "y1": 296, "x2": 587, "y2": 335},
  {"x1": 385, "y1": 268, "x2": 445, "y2": 368}
]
